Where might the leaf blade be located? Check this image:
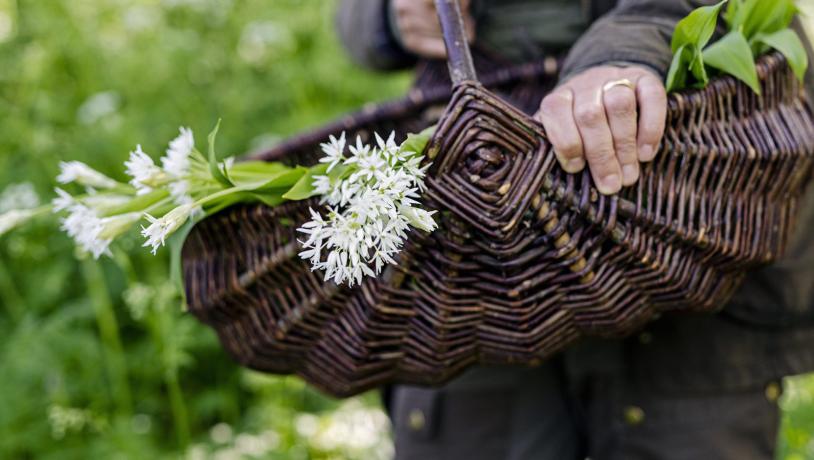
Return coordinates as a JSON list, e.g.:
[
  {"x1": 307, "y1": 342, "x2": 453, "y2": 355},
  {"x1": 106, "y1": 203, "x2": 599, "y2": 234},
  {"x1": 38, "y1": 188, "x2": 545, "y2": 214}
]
[
  {"x1": 703, "y1": 29, "x2": 761, "y2": 94},
  {"x1": 754, "y1": 29, "x2": 809, "y2": 82}
]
